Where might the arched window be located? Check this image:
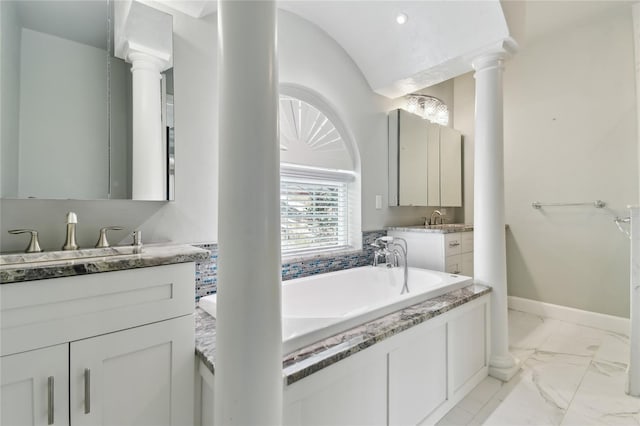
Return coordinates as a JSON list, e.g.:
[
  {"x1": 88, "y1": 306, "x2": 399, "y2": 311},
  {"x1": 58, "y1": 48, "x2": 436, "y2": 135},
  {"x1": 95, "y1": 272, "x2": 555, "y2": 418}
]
[{"x1": 279, "y1": 87, "x2": 360, "y2": 255}]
